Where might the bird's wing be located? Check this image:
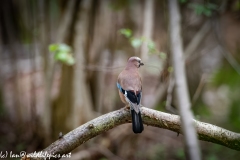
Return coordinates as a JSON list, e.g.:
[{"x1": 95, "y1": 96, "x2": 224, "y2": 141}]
[
  {"x1": 117, "y1": 82, "x2": 141, "y2": 113},
  {"x1": 117, "y1": 69, "x2": 142, "y2": 113}
]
